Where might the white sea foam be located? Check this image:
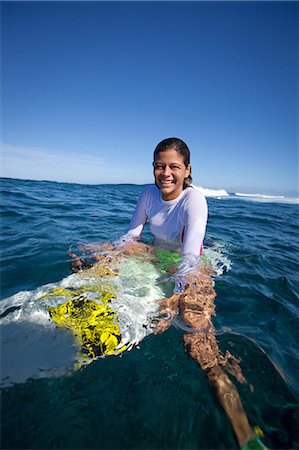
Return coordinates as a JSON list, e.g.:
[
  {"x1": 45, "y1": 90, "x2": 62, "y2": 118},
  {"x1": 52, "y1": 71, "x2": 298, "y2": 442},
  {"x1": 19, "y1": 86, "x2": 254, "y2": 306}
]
[
  {"x1": 192, "y1": 185, "x2": 229, "y2": 197},
  {"x1": 203, "y1": 242, "x2": 232, "y2": 276},
  {"x1": 235, "y1": 192, "x2": 285, "y2": 199},
  {"x1": 192, "y1": 185, "x2": 298, "y2": 204},
  {"x1": 234, "y1": 192, "x2": 299, "y2": 204},
  {"x1": 111, "y1": 258, "x2": 162, "y2": 348}
]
